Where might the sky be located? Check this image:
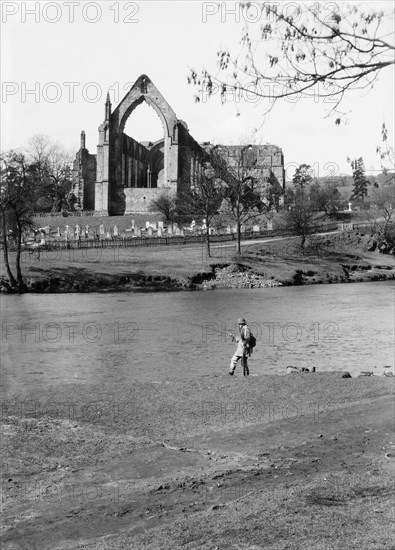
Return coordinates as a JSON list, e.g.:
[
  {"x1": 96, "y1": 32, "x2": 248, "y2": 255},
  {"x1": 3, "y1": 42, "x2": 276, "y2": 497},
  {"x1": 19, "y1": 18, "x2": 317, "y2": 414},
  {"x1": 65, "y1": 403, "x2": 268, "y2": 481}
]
[{"x1": 1, "y1": 0, "x2": 394, "y2": 178}]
